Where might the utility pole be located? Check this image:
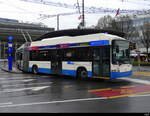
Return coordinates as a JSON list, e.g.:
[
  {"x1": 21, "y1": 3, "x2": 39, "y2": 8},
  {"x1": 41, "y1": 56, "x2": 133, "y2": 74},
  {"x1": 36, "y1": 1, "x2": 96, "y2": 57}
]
[
  {"x1": 82, "y1": 0, "x2": 85, "y2": 27},
  {"x1": 77, "y1": 0, "x2": 85, "y2": 29},
  {"x1": 57, "y1": 14, "x2": 59, "y2": 30}
]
